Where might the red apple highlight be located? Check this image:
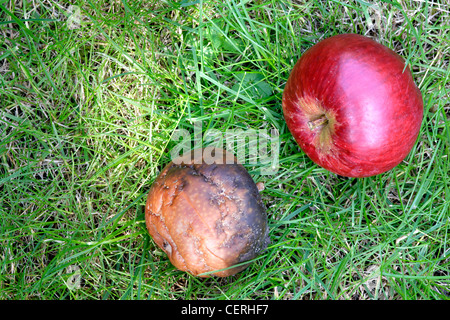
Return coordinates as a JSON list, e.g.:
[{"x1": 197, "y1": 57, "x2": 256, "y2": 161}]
[{"x1": 282, "y1": 33, "x2": 423, "y2": 177}]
